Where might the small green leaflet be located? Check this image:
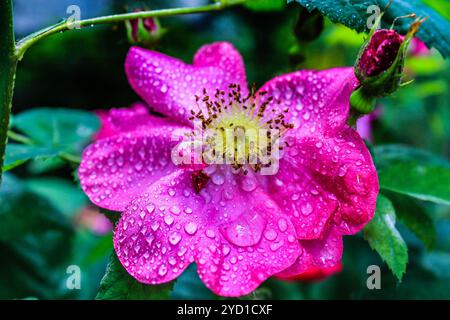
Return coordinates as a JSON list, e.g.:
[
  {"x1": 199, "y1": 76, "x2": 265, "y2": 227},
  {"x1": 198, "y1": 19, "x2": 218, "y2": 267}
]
[
  {"x1": 4, "y1": 108, "x2": 100, "y2": 171},
  {"x1": 3, "y1": 143, "x2": 63, "y2": 172},
  {"x1": 364, "y1": 194, "x2": 408, "y2": 281},
  {"x1": 384, "y1": 190, "x2": 436, "y2": 250},
  {"x1": 378, "y1": 162, "x2": 450, "y2": 206},
  {"x1": 96, "y1": 253, "x2": 174, "y2": 300}
]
